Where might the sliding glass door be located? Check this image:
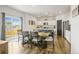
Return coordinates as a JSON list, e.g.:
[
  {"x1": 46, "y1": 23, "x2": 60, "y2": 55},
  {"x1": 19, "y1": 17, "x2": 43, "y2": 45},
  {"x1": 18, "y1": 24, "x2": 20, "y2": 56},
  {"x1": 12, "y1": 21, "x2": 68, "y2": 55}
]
[{"x1": 5, "y1": 15, "x2": 22, "y2": 42}]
